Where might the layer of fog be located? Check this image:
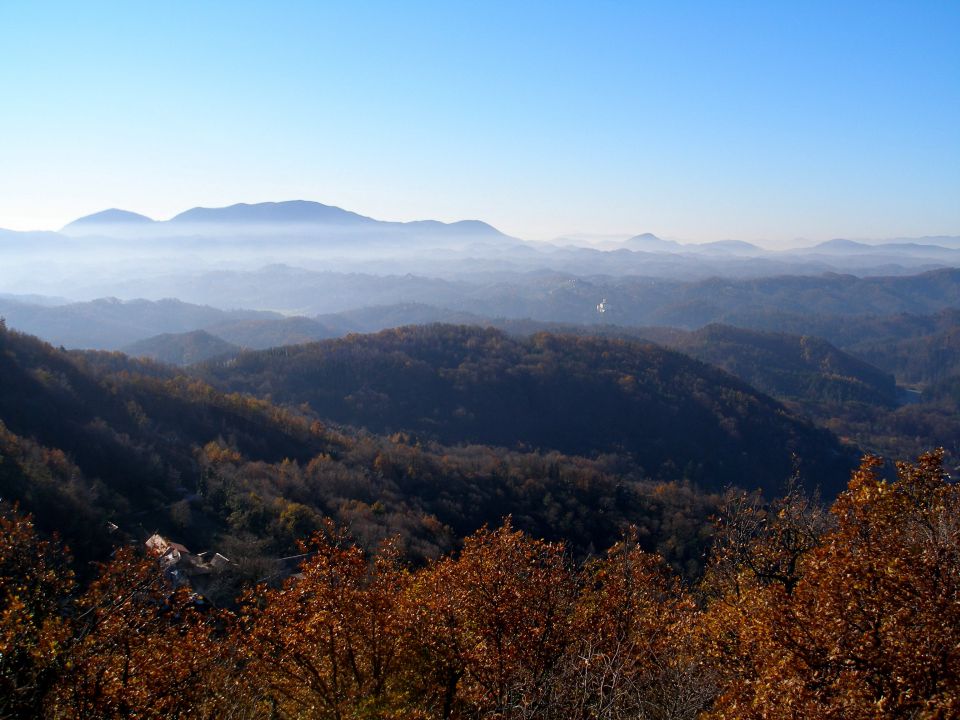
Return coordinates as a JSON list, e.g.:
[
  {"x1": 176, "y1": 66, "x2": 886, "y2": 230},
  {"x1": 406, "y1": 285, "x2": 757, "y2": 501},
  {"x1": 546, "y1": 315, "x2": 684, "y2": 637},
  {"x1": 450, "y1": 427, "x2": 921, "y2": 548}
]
[{"x1": 4, "y1": 225, "x2": 960, "y2": 308}]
